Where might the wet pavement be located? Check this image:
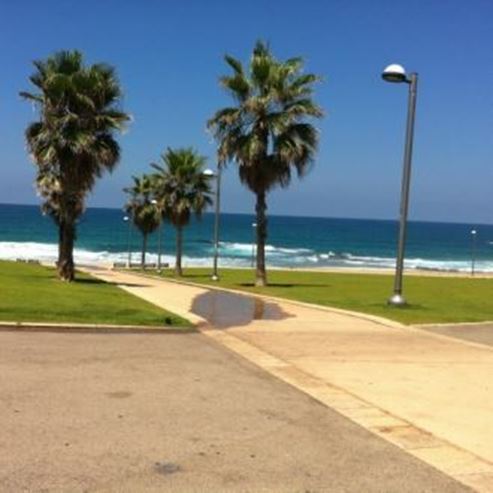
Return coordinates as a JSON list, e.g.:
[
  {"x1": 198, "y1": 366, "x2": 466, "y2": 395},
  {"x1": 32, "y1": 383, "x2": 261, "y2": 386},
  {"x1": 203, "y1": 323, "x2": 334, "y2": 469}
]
[{"x1": 190, "y1": 289, "x2": 292, "y2": 328}]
